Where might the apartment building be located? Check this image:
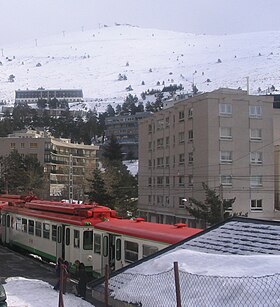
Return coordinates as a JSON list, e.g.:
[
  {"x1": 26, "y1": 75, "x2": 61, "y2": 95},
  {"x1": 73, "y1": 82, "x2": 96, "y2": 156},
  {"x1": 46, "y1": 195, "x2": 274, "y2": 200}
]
[
  {"x1": 138, "y1": 89, "x2": 275, "y2": 226},
  {"x1": 105, "y1": 112, "x2": 151, "y2": 159},
  {"x1": 0, "y1": 130, "x2": 99, "y2": 199}
]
